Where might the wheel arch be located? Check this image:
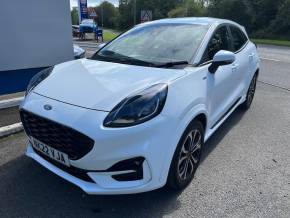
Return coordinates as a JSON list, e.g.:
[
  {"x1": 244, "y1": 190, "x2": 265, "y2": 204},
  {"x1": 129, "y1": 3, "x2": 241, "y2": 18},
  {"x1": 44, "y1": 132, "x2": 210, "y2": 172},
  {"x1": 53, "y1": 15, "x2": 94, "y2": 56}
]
[
  {"x1": 193, "y1": 113, "x2": 207, "y2": 131},
  {"x1": 159, "y1": 110, "x2": 208, "y2": 184},
  {"x1": 164, "y1": 112, "x2": 207, "y2": 187}
]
